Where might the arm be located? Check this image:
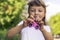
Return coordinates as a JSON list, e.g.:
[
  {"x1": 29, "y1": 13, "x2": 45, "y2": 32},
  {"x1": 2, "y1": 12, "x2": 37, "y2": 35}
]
[
  {"x1": 7, "y1": 24, "x2": 23, "y2": 38},
  {"x1": 7, "y1": 17, "x2": 34, "y2": 38},
  {"x1": 41, "y1": 28, "x2": 54, "y2": 40},
  {"x1": 39, "y1": 21, "x2": 53, "y2": 40}
]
